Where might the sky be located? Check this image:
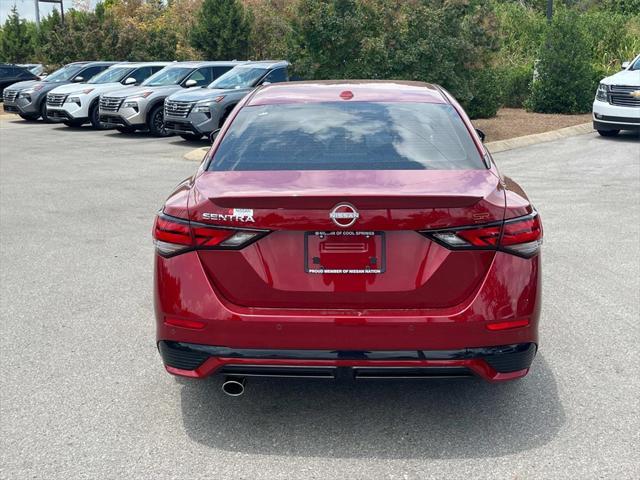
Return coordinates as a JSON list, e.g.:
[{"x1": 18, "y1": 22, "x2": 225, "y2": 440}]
[{"x1": 0, "y1": 0, "x2": 99, "y2": 23}]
